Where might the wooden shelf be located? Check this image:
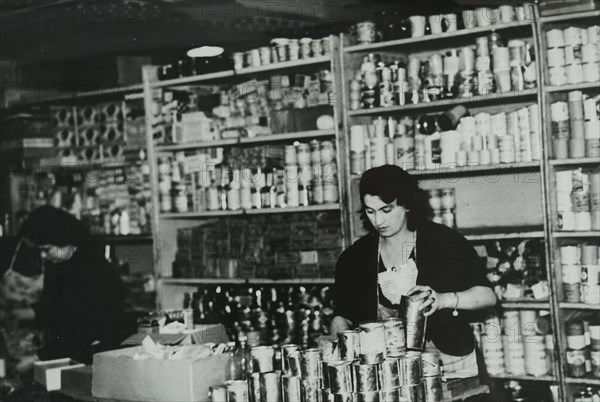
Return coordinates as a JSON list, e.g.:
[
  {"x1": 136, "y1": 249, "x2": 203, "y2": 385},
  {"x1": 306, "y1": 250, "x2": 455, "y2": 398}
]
[
  {"x1": 92, "y1": 235, "x2": 153, "y2": 244},
  {"x1": 155, "y1": 130, "x2": 336, "y2": 152},
  {"x1": 461, "y1": 226, "x2": 545, "y2": 241},
  {"x1": 549, "y1": 158, "x2": 600, "y2": 167},
  {"x1": 347, "y1": 90, "x2": 537, "y2": 117},
  {"x1": 160, "y1": 204, "x2": 340, "y2": 219},
  {"x1": 344, "y1": 21, "x2": 533, "y2": 53},
  {"x1": 554, "y1": 232, "x2": 600, "y2": 239},
  {"x1": 545, "y1": 82, "x2": 600, "y2": 93},
  {"x1": 490, "y1": 374, "x2": 556, "y2": 382},
  {"x1": 160, "y1": 278, "x2": 335, "y2": 285},
  {"x1": 235, "y1": 55, "x2": 330, "y2": 75},
  {"x1": 566, "y1": 377, "x2": 600, "y2": 386},
  {"x1": 151, "y1": 70, "x2": 235, "y2": 88},
  {"x1": 560, "y1": 303, "x2": 600, "y2": 311},
  {"x1": 500, "y1": 301, "x2": 551, "y2": 309},
  {"x1": 540, "y1": 10, "x2": 600, "y2": 23}
]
